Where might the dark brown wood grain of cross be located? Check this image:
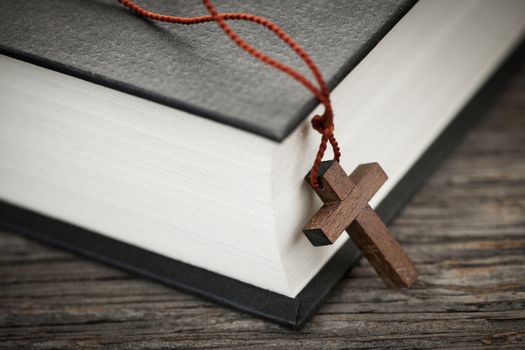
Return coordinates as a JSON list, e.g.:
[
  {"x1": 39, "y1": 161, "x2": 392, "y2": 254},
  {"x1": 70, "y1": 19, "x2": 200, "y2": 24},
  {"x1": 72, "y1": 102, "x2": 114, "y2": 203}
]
[{"x1": 303, "y1": 160, "x2": 419, "y2": 288}]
